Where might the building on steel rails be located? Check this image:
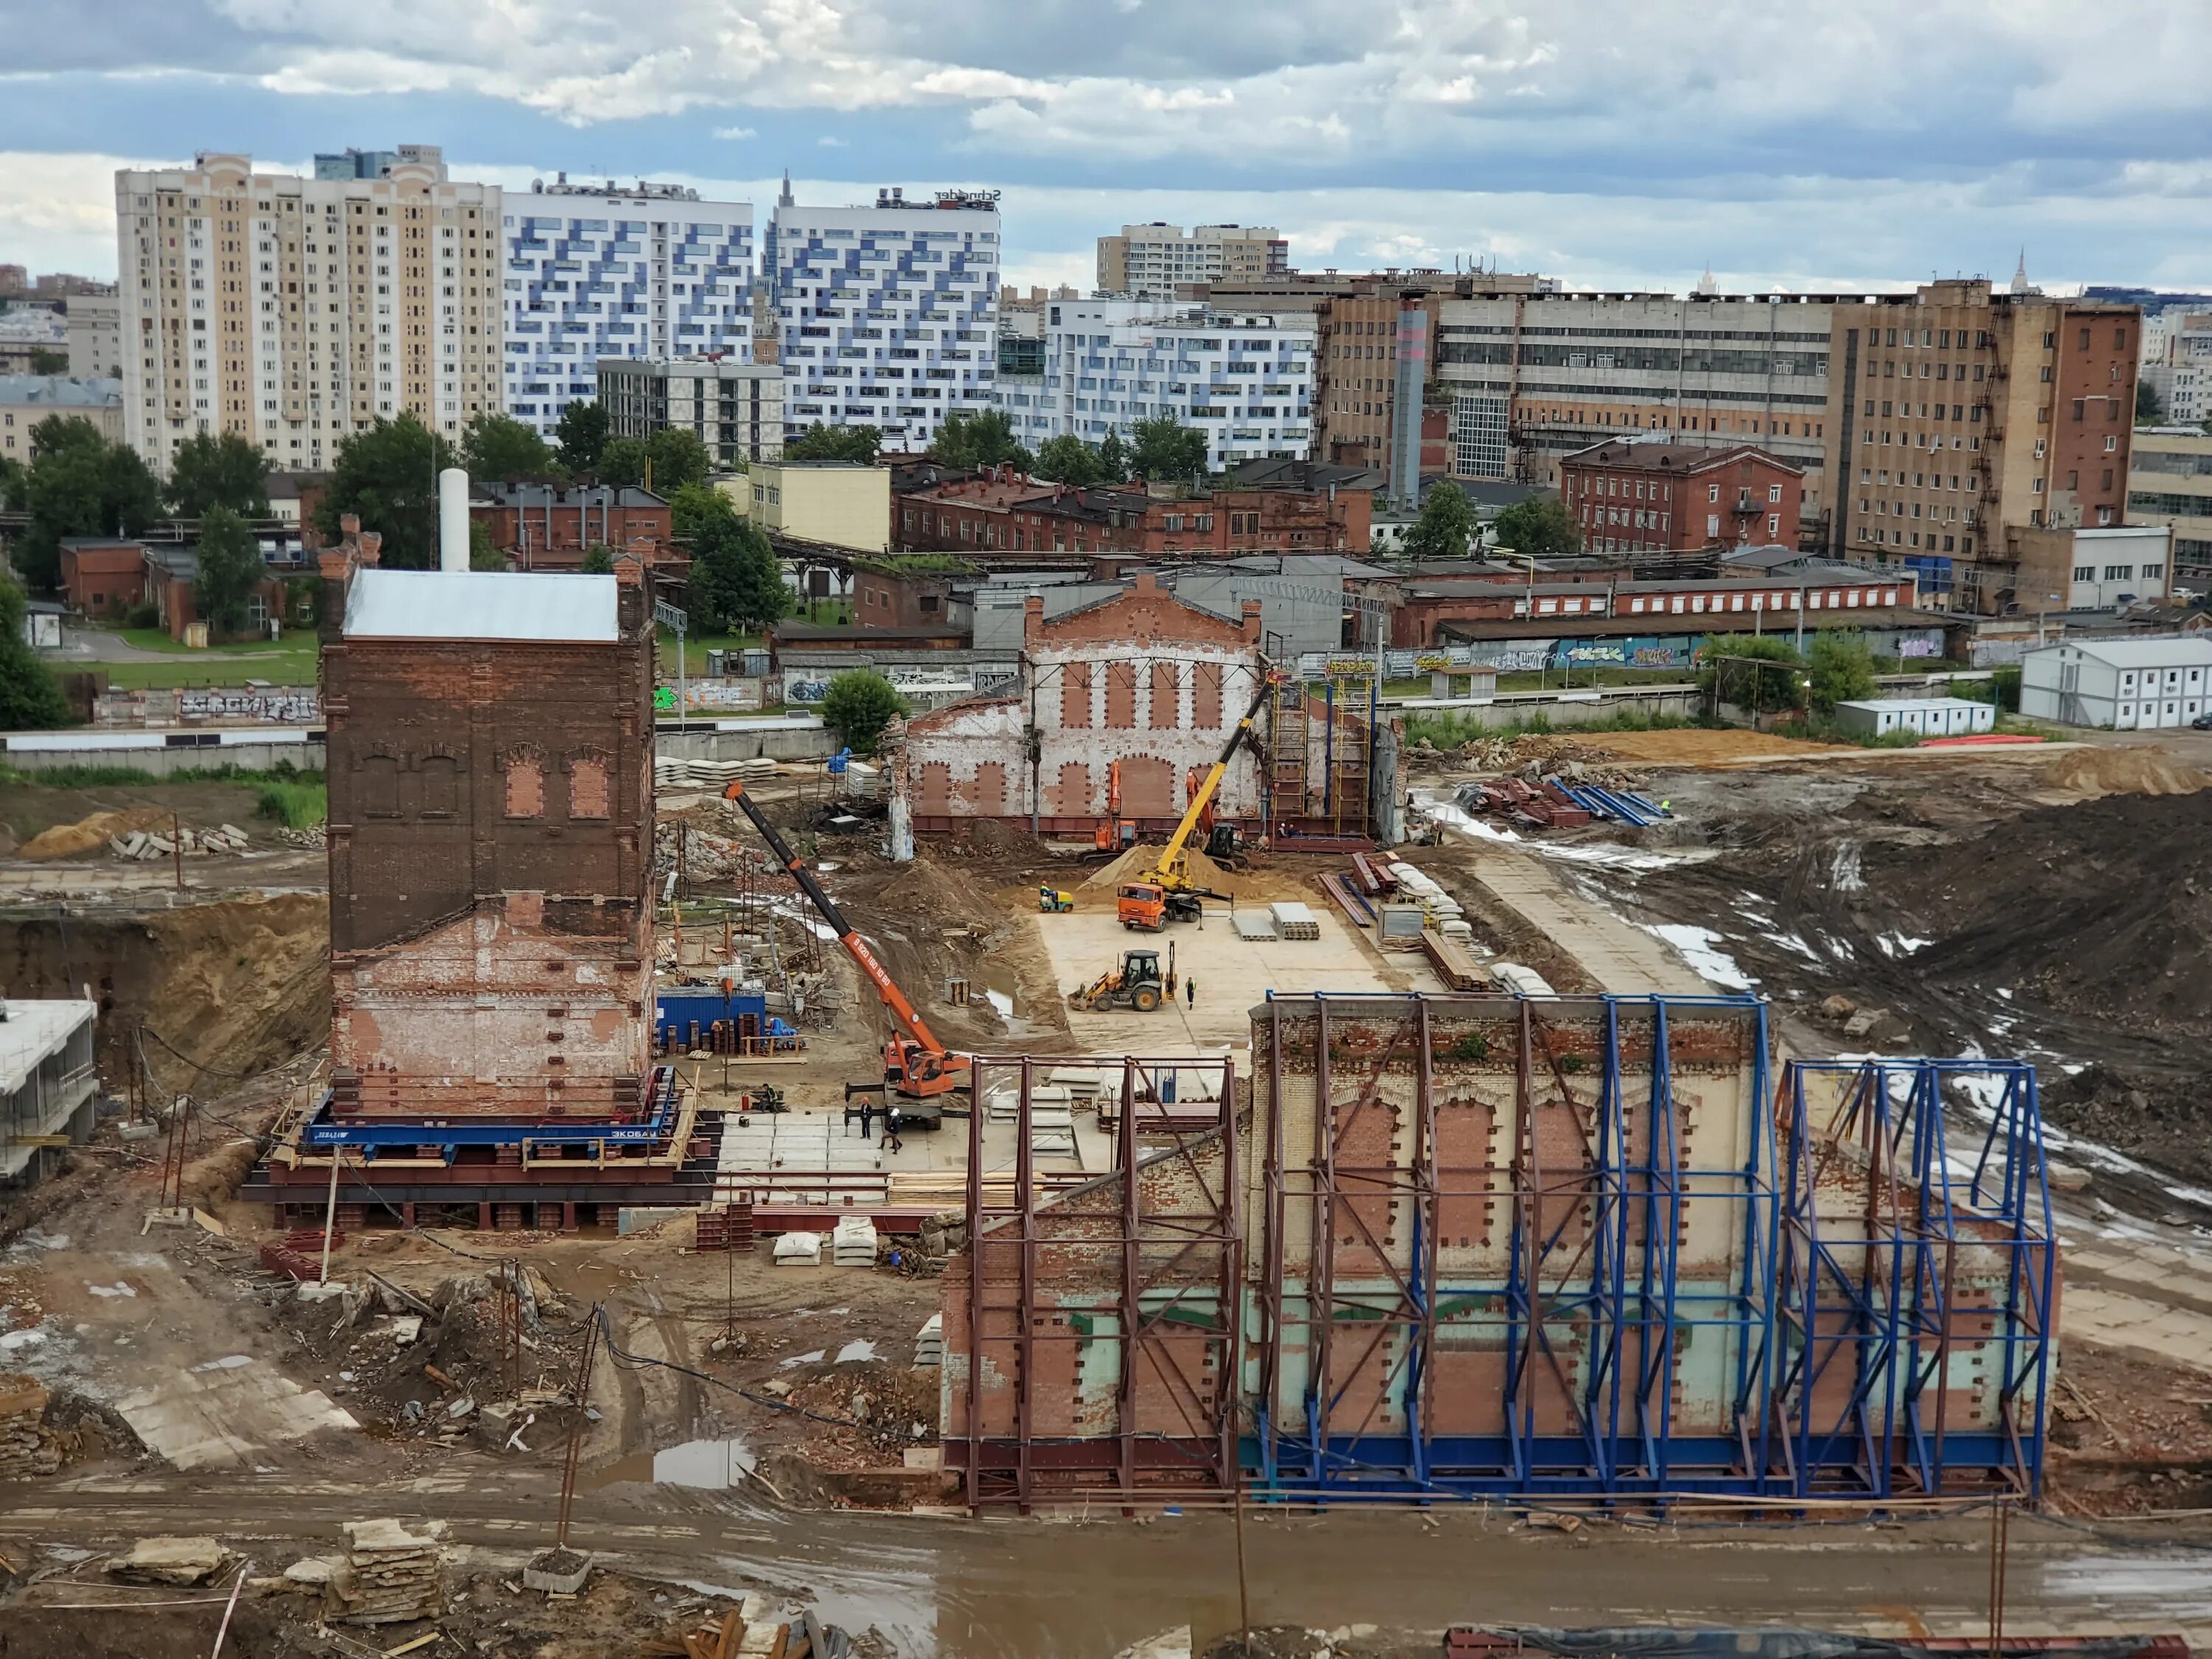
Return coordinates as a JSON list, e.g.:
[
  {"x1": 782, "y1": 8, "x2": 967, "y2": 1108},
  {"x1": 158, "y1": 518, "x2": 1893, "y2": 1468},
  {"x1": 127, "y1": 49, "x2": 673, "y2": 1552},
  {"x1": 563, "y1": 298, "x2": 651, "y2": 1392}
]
[
  {"x1": 940, "y1": 992, "x2": 2053, "y2": 1507},
  {"x1": 241, "y1": 510, "x2": 712, "y2": 1230}
]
